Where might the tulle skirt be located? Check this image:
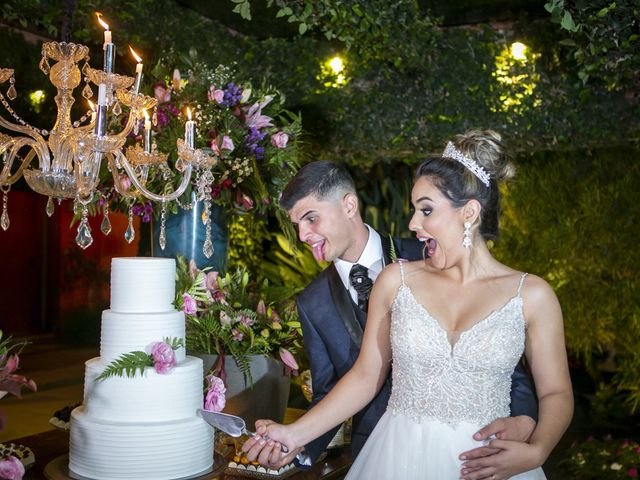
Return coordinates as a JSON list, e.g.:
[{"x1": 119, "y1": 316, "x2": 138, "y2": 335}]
[{"x1": 345, "y1": 411, "x2": 546, "y2": 480}]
